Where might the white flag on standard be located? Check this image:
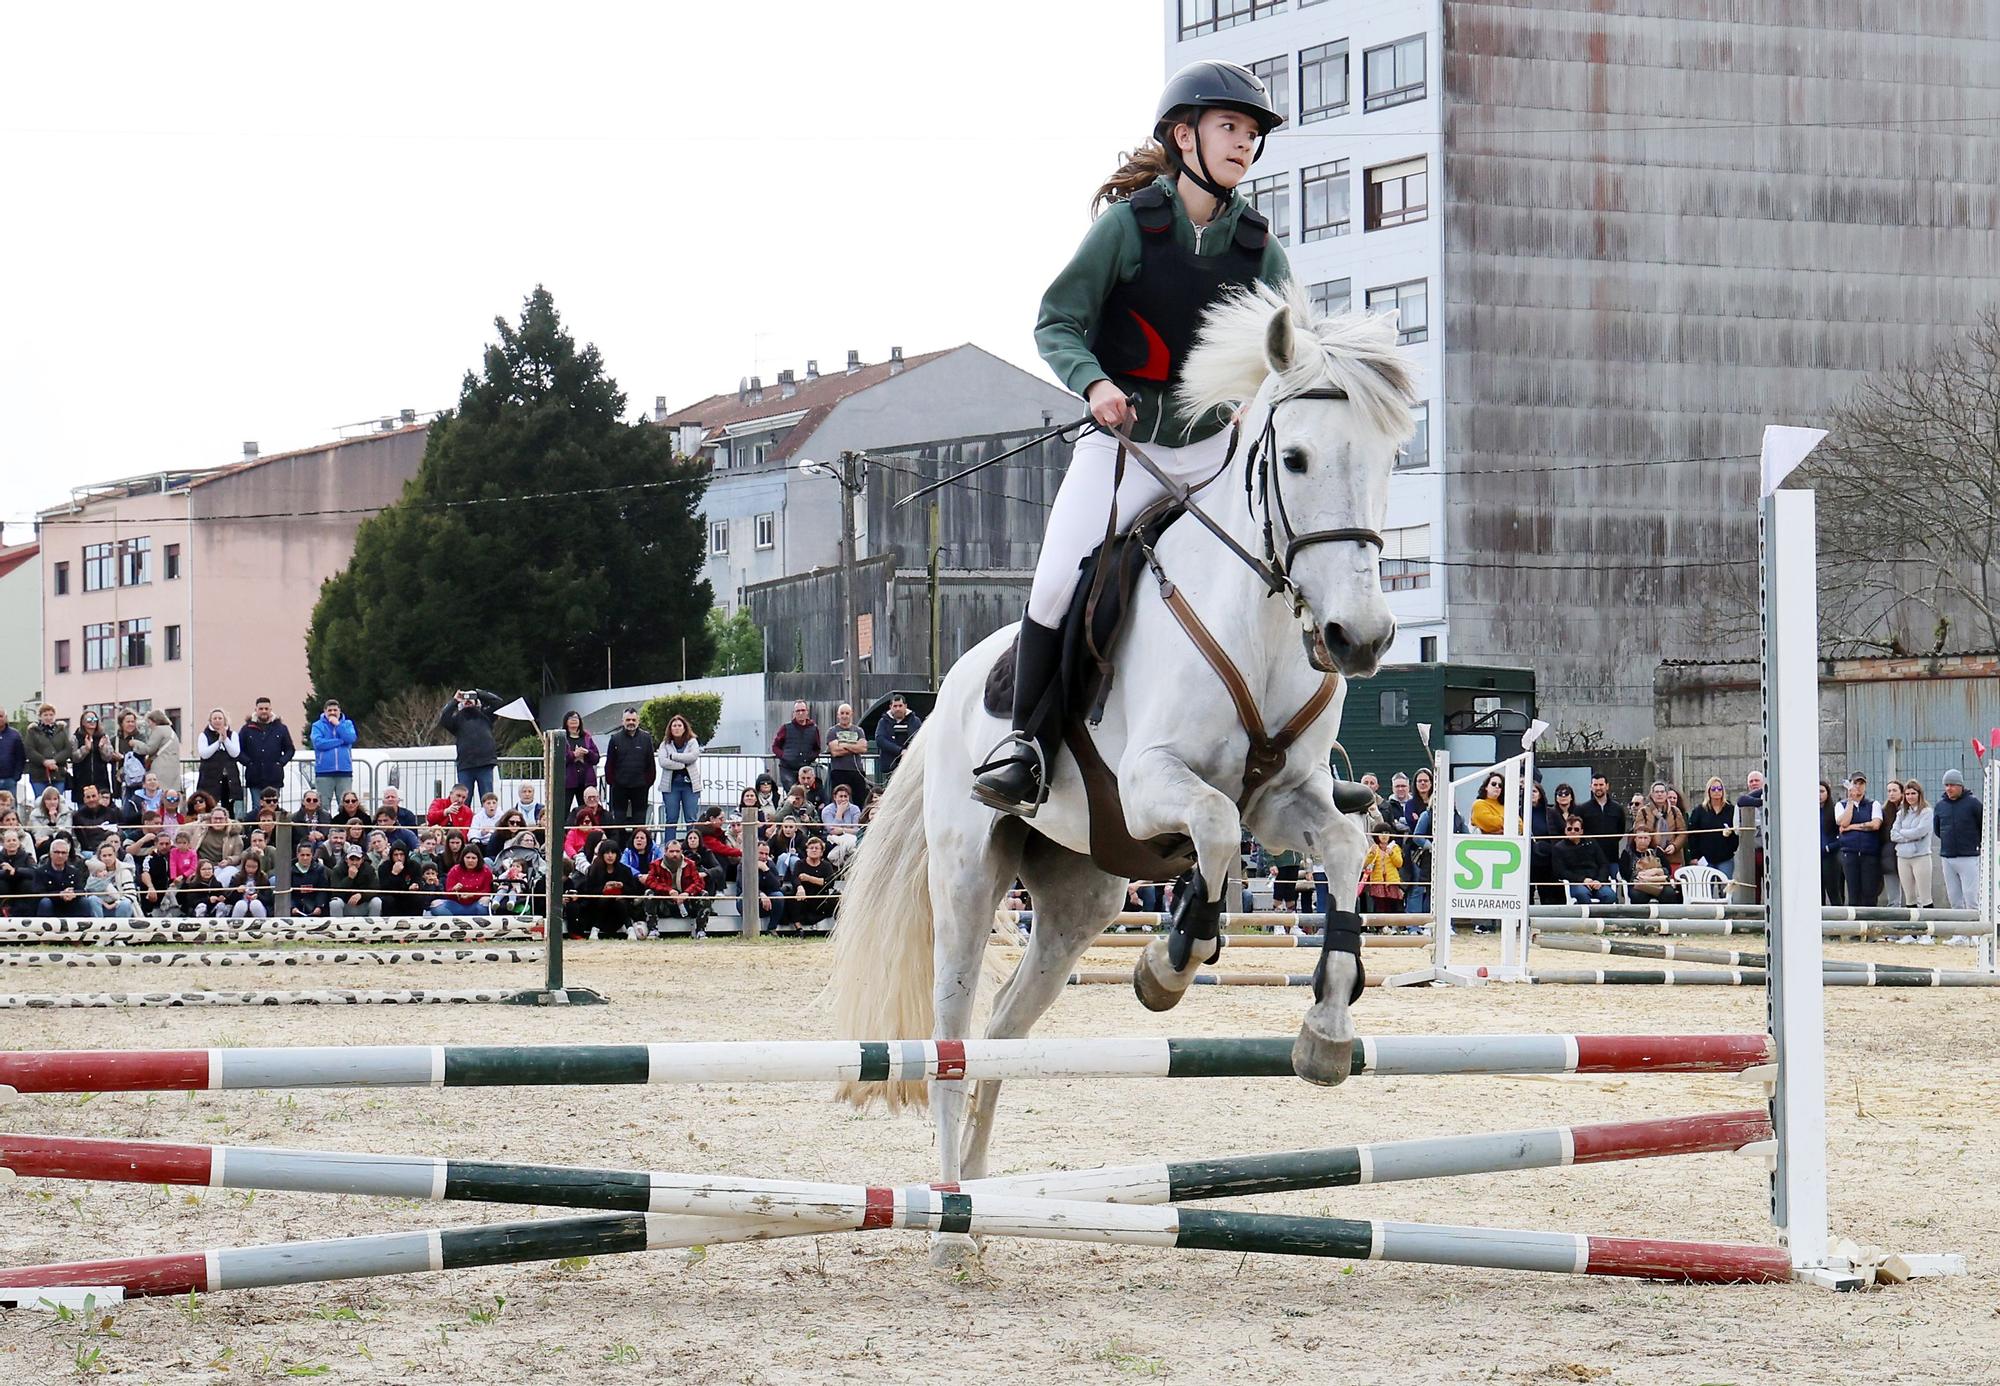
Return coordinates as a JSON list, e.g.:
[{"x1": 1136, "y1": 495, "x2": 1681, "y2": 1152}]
[{"x1": 496, "y1": 697, "x2": 535, "y2": 722}]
